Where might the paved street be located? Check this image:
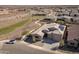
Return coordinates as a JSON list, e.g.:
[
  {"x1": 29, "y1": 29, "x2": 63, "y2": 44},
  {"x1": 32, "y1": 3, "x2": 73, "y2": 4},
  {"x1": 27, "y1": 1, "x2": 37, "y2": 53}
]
[{"x1": 0, "y1": 40, "x2": 53, "y2": 54}]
